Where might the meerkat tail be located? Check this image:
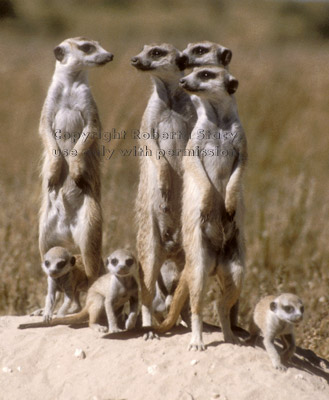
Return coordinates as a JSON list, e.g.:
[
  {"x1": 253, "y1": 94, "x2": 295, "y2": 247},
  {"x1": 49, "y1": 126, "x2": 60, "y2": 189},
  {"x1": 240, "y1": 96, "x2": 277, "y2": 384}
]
[
  {"x1": 156, "y1": 271, "x2": 189, "y2": 333},
  {"x1": 18, "y1": 308, "x2": 89, "y2": 329}
]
